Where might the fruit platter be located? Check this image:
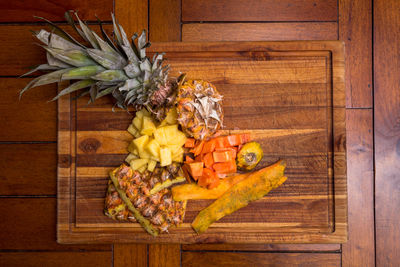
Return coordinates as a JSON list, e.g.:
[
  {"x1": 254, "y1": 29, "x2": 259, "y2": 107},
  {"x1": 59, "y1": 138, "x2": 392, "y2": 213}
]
[{"x1": 21, "y1": 12, "x2": 347, "y2": 243}]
